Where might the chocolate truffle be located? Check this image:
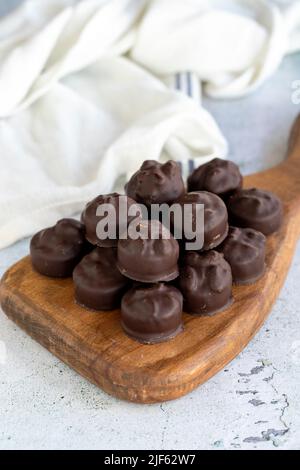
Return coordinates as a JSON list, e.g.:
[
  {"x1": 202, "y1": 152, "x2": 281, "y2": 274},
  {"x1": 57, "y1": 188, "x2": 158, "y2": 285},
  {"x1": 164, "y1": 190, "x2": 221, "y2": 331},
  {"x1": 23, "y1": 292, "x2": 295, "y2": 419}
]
[
  {"x1": 179, "y1": 251, "x2": 233, "y2": 316},
  {"x1": 117, "y1": 220, "x2": 179, "y2": 282},
  {"x1": 175, "y1": 191, "x2": 229, "y2": 250},
  {"x1": 125, "y1": 160, "x2": 185, "y2": 207},
  {"x1": 30, "y1": 219, "x2": 86, "y2": 278},
  {"x1": 188, "y1": 158, "x2": 243, "y2": 198},
  {"x1": 121, "y1": 284, "x2": 183, "y2": 344},
  {"x1": 81, "y1": 193, "x2": 139, "y2": 247},
  {"x1": 227, "y1": 188, "x2": 283, "y2": 235},
  {"x1": 73, "y1": 247, "x2": 130, "y2": 311},
  {"x1": 219, "y1": 227, "x2": 266, "y2": 285}
]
